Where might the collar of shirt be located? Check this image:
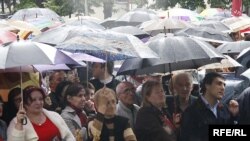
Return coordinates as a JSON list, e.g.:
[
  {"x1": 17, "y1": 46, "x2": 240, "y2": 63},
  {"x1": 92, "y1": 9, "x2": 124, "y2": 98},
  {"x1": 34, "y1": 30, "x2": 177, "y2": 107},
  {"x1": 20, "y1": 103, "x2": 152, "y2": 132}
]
[{"x1": 201, "y1": 95, "x2": 219, "y2": 118}]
